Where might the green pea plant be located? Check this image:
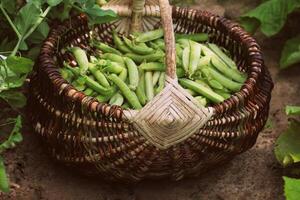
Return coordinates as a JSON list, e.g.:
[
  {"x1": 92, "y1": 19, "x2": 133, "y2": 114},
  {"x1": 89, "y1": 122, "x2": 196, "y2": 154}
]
[
  {"x1": 0, "y1": 0, "x2": 117, "y2": 193},
  {"x1": 239, "y1": 0, "x2": 300, "y2": 69},
  {"x1": 240, "y1": 1, "x2": 300, "y2": 199}
]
